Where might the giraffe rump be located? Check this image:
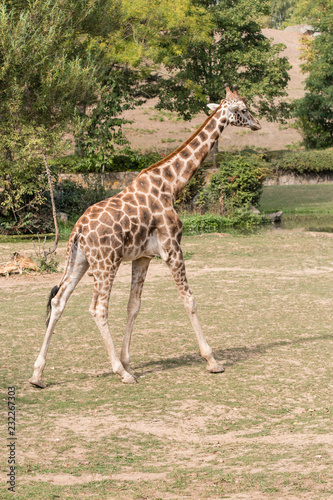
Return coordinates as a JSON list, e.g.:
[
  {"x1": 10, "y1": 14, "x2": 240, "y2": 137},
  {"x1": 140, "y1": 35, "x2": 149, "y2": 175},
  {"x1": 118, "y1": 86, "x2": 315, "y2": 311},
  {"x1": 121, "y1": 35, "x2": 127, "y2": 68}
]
[{"x1": 46, "y1": 285, "x2": 60, "y2": 327}]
